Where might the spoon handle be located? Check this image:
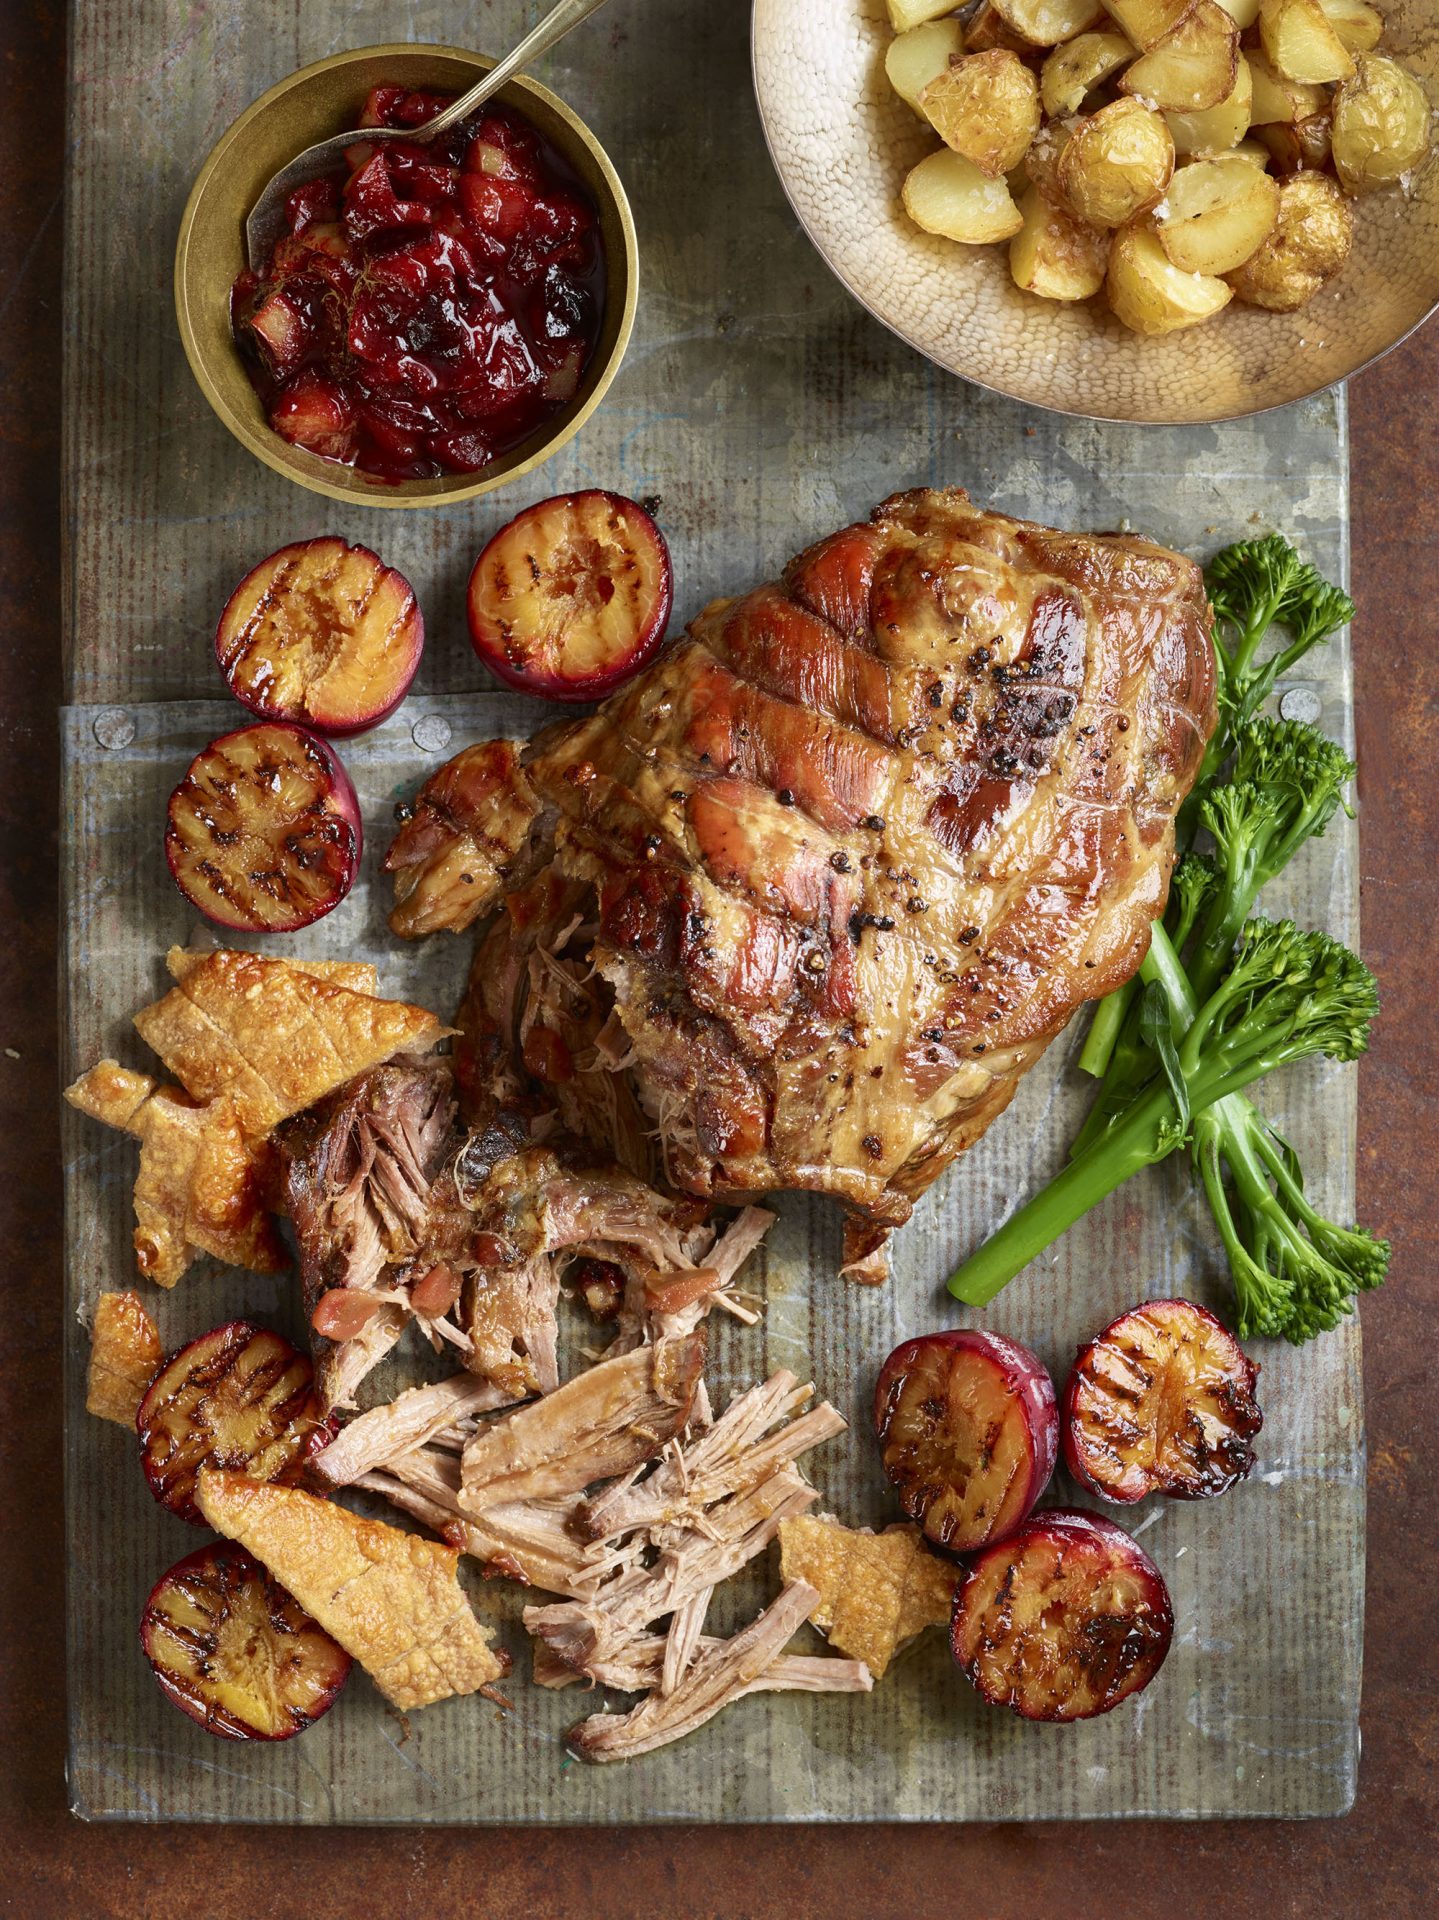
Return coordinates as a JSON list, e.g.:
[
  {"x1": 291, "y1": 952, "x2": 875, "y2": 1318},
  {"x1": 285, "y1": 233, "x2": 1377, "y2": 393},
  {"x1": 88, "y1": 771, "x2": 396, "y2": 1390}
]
[{"x1": 422, "y1": 0, "x2": 615, "y2": 136}]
